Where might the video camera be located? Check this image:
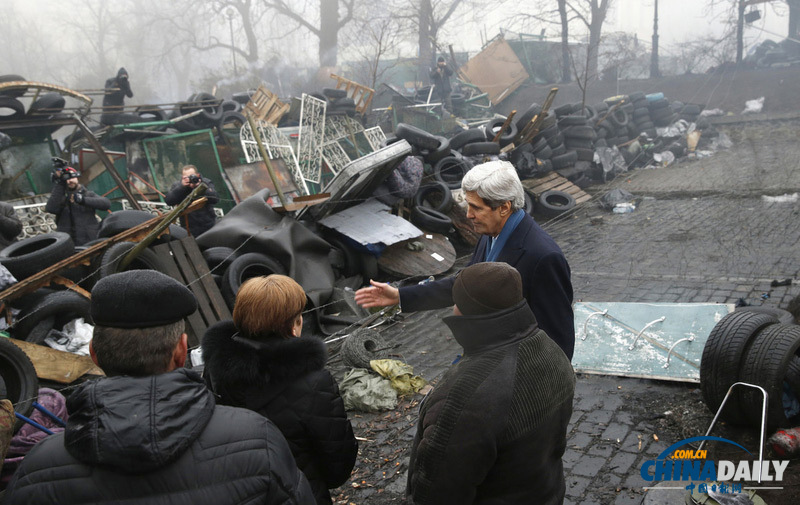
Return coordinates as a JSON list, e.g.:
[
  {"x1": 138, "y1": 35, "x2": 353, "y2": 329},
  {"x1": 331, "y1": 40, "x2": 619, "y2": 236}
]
[{"x1": 51, "y1": 157, "x2": 81, "y2": 183}]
